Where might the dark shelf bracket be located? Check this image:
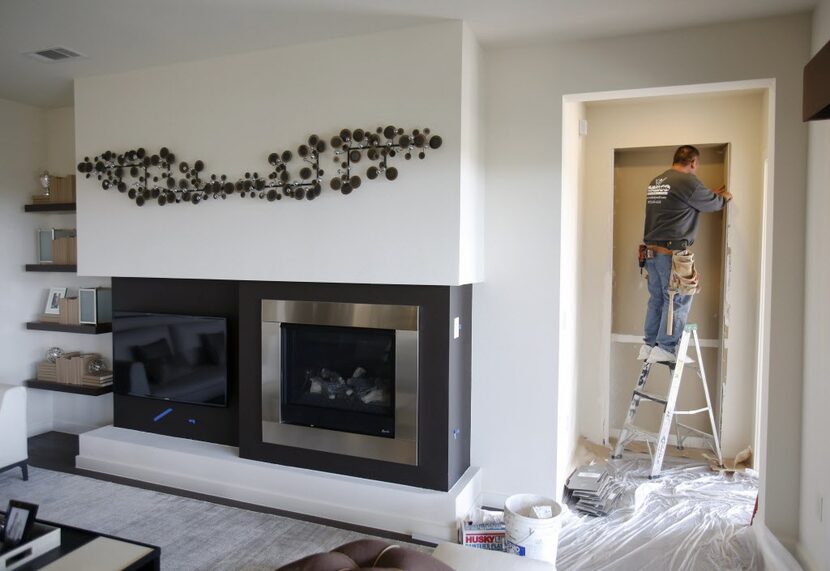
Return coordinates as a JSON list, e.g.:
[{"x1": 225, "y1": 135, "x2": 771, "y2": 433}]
[
  {"x1": 26, "y1": 322, "x2": 112, "y2": 335},
  {"x1": 24, "y1": 203, "x2": 77, "y2": 212},
  {"x1": 25, "y1": 264, "x2": 77, "y2": 272},
  {"x1": 24, "y1": 379, "x2": 112, "y2": 396}
]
